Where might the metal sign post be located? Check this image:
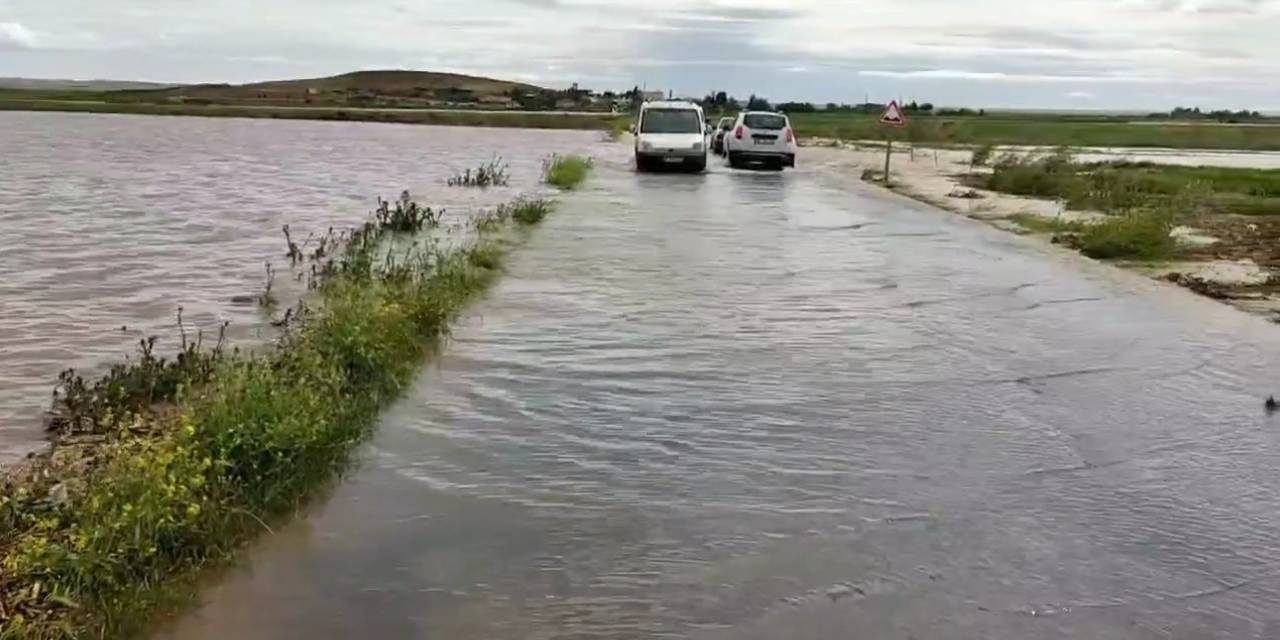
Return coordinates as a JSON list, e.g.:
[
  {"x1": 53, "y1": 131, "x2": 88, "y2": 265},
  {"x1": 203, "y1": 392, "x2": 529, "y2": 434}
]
[{"x1": 878, "y1": 101, "x2": 908, "y2": 186}]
